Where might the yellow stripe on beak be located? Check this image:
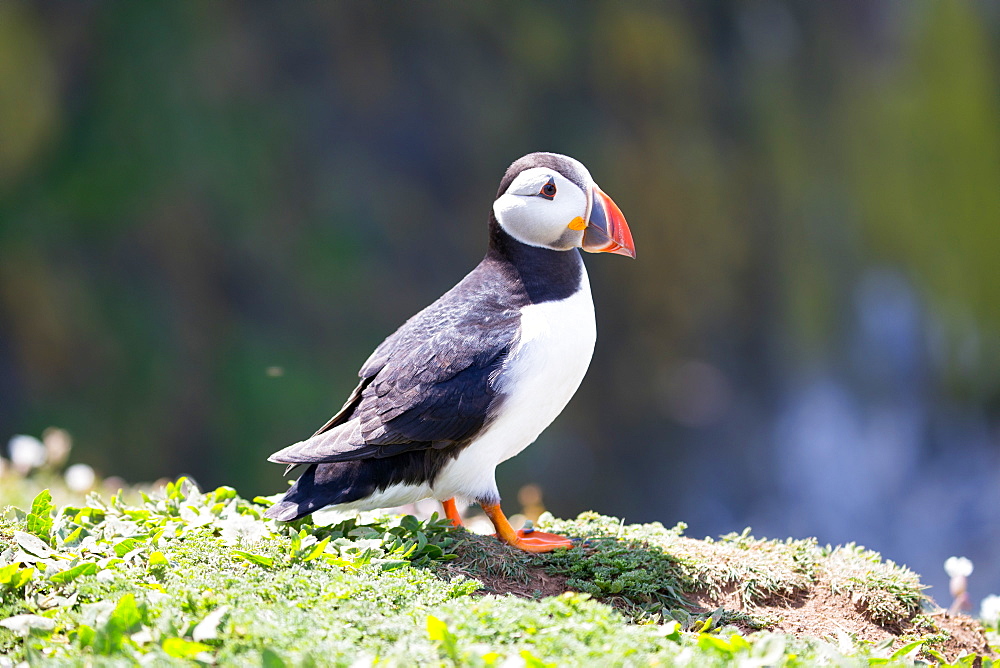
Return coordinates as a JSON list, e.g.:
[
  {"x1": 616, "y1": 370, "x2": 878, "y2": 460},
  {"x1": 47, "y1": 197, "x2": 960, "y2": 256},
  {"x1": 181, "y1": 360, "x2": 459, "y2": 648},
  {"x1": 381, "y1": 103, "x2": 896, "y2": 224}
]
[{"x1": 567, "y1": 216, "x2": 587, "y2": 231}]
